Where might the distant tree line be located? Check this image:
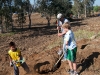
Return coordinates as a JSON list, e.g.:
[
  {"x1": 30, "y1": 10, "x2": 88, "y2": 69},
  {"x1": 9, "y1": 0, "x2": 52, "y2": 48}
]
[
  {"x1": 0, "y1": 0, "x2": 97, "y2": 33},
  {"x1": 93, "y1": 5, "x2": 100, "y2": 12},
  {"x1": 0, "y1": 0, "x2": 32, "y2": 33},
  {"x1": 72, "y1": 0, "x2": 96, "y2": 18}
]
